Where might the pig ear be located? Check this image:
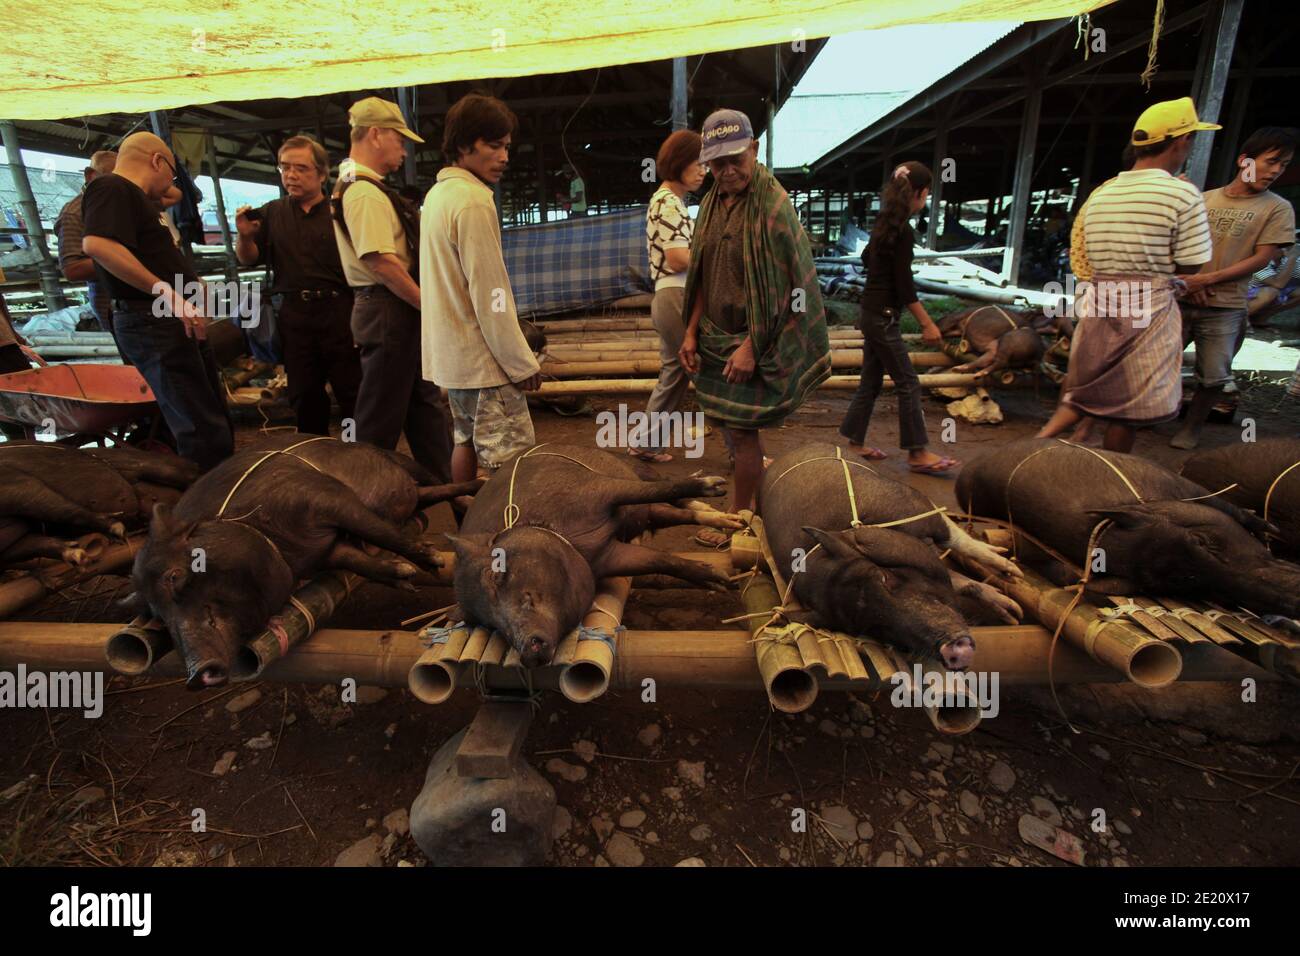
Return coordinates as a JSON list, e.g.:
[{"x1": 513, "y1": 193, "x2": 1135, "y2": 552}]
[
  {"x1": 802, "y1": 526, "x2": 863, "y2": 562},
  {"x1": 150, "y1": 502, "x2": 174, "y2": 538},
  {"x1": 1083, "y1": 505, "x2": 1152, "y2": 531}
]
